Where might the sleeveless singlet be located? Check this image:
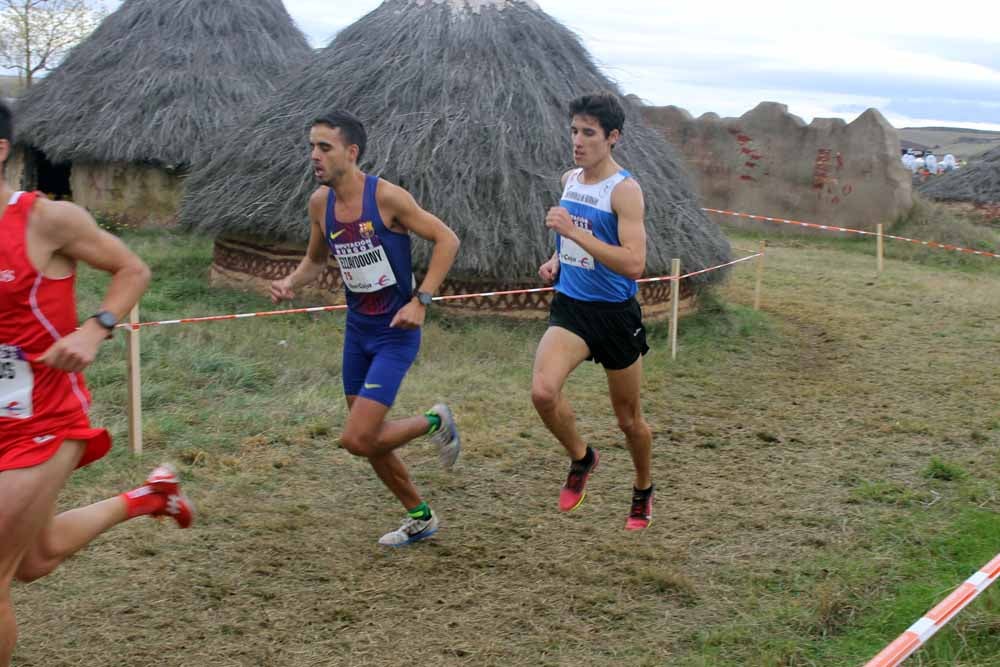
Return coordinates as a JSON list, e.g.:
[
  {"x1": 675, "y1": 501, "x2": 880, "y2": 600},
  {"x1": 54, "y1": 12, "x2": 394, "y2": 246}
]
[
  {"x1": 324, "y1": 175, "x2": 413, "y2": 317},
  {"x1": 555, "y1": 168, "x2": 638, "y2": 303},
  {"x1": 0, "y1": 191, "x2": 94, "y2": 434}
]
